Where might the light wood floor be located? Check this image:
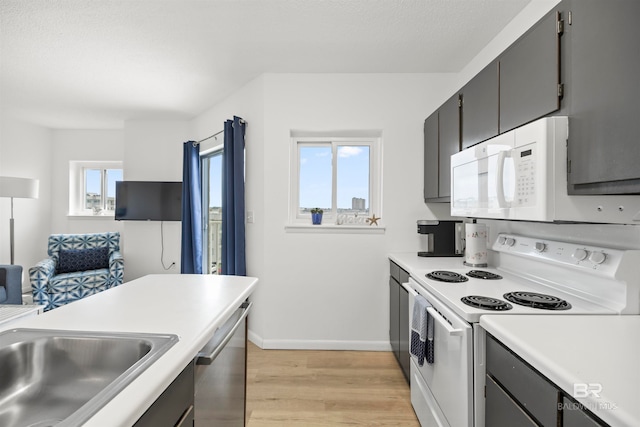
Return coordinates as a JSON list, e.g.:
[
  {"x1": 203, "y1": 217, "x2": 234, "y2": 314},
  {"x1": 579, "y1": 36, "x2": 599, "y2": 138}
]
[{"x1": 246, "y1": 342, "x2": 420, "y2": 426}]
